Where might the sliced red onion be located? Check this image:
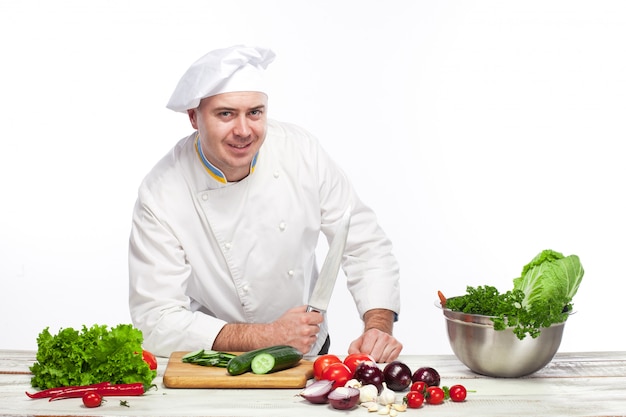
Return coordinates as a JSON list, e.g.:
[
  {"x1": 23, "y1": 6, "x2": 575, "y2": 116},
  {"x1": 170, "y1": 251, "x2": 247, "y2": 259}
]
[
  {"x1": 299, "y1": 379, "x2": 334, "y2": 404},
  {"x1": 327, "y1": 386, "x2": 360, "y2": 410}
]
